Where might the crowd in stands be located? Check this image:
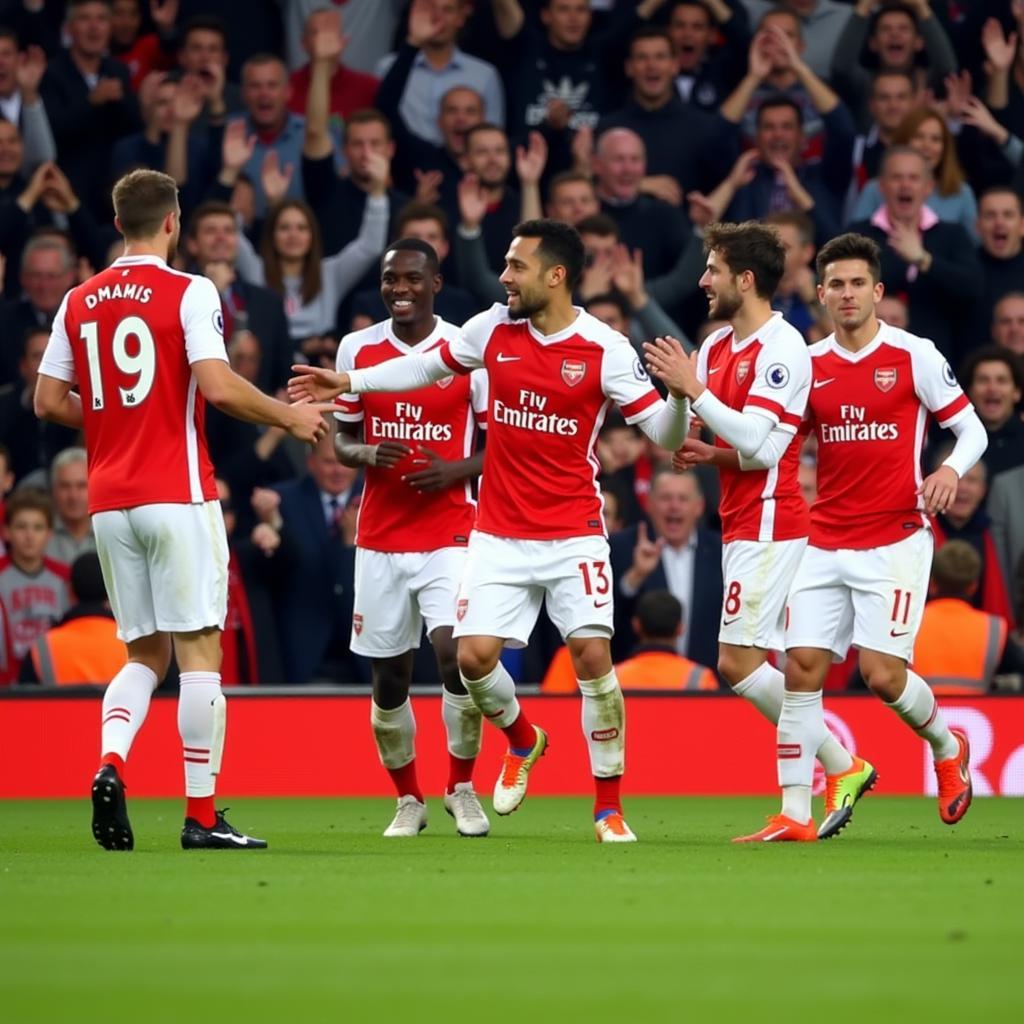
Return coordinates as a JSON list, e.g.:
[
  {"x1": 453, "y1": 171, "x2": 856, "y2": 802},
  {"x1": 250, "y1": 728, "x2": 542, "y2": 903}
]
[{"x1": 1, "y1": 0, "x2": 1023, "y2": 692}]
